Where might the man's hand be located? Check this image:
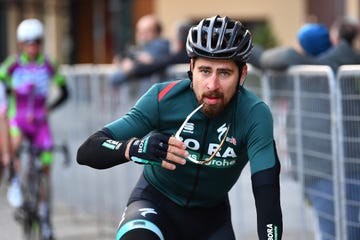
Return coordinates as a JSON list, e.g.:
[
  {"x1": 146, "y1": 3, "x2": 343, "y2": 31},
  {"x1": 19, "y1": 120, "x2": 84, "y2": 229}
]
[{"x1": 128, "y1": 133, "x2": 188, "y2": 170}]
